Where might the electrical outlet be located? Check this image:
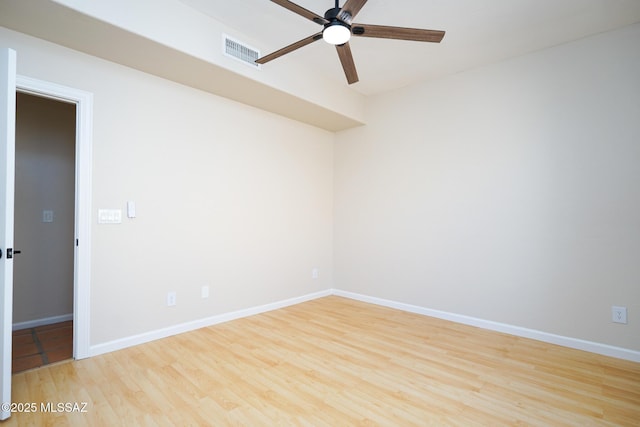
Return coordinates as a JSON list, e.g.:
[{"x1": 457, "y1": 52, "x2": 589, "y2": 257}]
[
  {"x1": 167, "y1": 291, "x2": 176, "y2": 307},
  {"x1": 312, "y1": 268, "x2": 319, "y2": 280},
  {"x1": 612, "y1": 306, "x2": 627, "y2": 324},
  {"x1": 201, "y1": 285, "x2": 209, "y2": 299}
]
